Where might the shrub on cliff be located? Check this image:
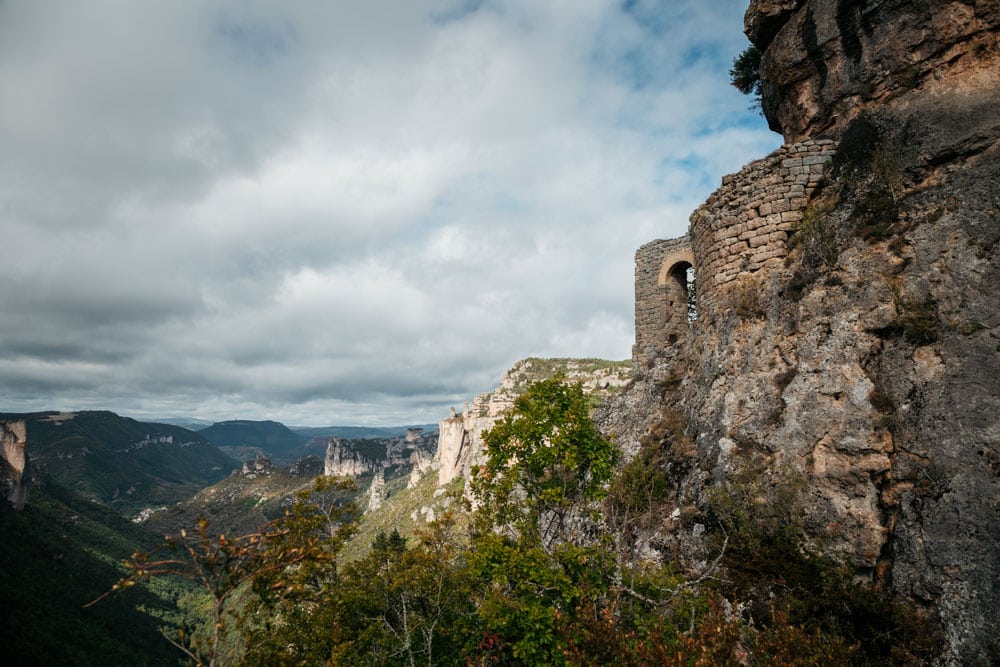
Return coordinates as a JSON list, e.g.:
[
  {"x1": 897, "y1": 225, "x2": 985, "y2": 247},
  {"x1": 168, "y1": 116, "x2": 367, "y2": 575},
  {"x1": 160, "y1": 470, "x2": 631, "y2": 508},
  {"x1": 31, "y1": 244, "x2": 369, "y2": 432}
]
[{"x1": 730, "y1": 44, "x2": 762, "y2": 108}]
